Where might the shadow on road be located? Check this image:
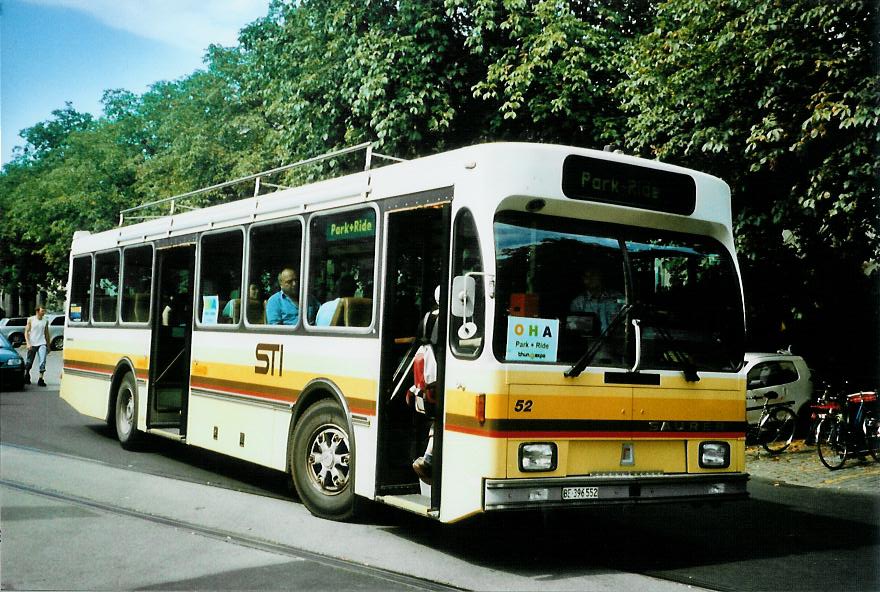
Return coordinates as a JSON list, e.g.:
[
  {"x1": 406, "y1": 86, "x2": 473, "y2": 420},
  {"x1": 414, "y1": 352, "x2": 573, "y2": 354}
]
[
  {"x1": 380, "y1": 493, "x2": 879, "y2": 591},
  {"x1": 85, "y1": 424, "x2": 295, "y2": 500}
]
